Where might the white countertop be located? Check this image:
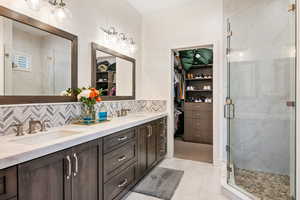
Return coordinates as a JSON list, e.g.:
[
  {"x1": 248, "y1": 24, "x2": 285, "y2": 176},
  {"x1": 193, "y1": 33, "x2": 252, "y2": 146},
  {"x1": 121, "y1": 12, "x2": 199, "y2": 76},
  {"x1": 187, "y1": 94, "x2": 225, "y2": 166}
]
[{"x1": 0, "y1": 112, "x2": 168, "y2": 170}]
